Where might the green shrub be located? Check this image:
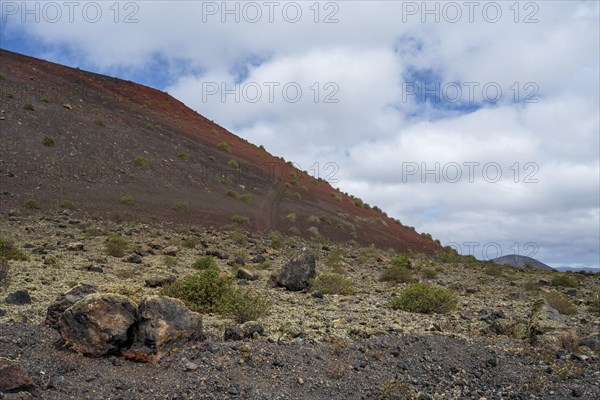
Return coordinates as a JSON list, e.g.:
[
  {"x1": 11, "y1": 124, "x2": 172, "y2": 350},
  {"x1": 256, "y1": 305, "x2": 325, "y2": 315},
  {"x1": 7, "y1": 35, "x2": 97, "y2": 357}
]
[
  {"x1": 390, "y1": 283, "x2": 457, "y2": 314},
  {"x1": 23, "y1": 103, "x2": 34, "y2": 111},
  {"x1": 104, "y1": 233, "x2": 128, "y2": 257},
  {"x1": 192, "y1": 256, "x2": 217, "y2": 270},
  {"x1": 289, "y1": 226, "x2": 300, "y2": 235},
  {"x1": 110, "y1": 211, "x2": 127, "y2": 222},
  {"x1": 524, "y1": 281, "x2": 540, "y2": 291},
  {"x1": 543, "y1": 291, "x2": 577, "y2": 315},
  {"x1": 325, "y1": 247, "x2": 348, "y2": 270},
  {"x1": 41, "y1": 136, "x2": 55, "y2": 147},
  {"x1": 82, "y1": 227, "x2": 102, "y2": 238},
  {"x1": 176, "y1": 151, "x2": 189, "y2": 161},
  {"x1": 133, "y1": 155, "x2": 149, "y2": 169},
  {"x1": 307, "y1": 226, "x2": 324, "y2": 242},
  {"x1": 354, "y1": 198, "x2": 364, "y2": 207},
  {"x1": 311, "y1": 273, "x2": 354, "y2": 295},
  {"x1": 0, "y1": 238, "x2": 27, "y2": 261},
  {"x1": 0, "y1": 73, "x2": 5, "y2": 81},
  {"x1": 217, "y1": 142, "x2": 232, "y2": 153},
  {"x1": 358, "y1": 245, "x2": 381, "y2": 264},
  {"x1": 286, "y1": 212, "x2": 297, "y2": 223},
  {"x1": 256, "y1": 261, "x2": 272, "y2": 270},
  {"x1": 228, "y1": 159, "x2": 240, "y2": 170},
  {"x1": 268, "y1": 231, "x2": 284, "y2": 249},
  {"x1": 421, "y1": 268, "x2": 438, "y2": 279},
  {"x1": 59, "y1": 200, "x2": 76, "y2": 210},
  {"x1": 558, "y1": 331, "x2": 581, "y2": 353},
  {"x1": 436, "y1": 246, "x2": 460, "y2": 262},
  {"x1": 163, "y1": 256, "x2": 178, "y2": 267},
  {"x1": 120, "y1": 195, "x2": 134, "y2": 205},
  {"x1": 231, "y1": 215, "x2": 250, "y2": 225},
  {"x1": 180, "y1": 237, "x2": 198, "y2": 249},
  {"x1": 225, "y1": 190, "x2": 239, "y2": 199},
  {"x1": 421, "y1": 232, "x2": 433, "y2": 240},
  {"x1": 95, "y1": 119, "x2": 105, "y2": 127},
  {"x1": 484, "y1": 264, "x2": 506, "y2": 278},
  {"x1": 172, "y1": 201, "x2": 189, "y2": 213},
  {"x1": 285, "y1": 189, "x2": 302, "y2": 199},
  {"x1": 380, "y1": 265, "x2": 413, "y2": 284},
  {"x1": 223, "y1": 287, "x2": 271, "y2": 323},
  {"x1": 551, "y1": 273, "x2": 579, "y2": 288},
  {"x1": 161, "y1": 268, "x2": 233, "y2": 313},
  {"x1": 331, "y1": 192, "x2": 342, "y2": 201},
  {"x1": 0, "y1": 259, "x2": 9, "y2": 288},
  {"x1": 307, "y1": 215, "x2": 320, "y2": 224},
  {"x1": 41, "y1": 96, "x2": 50, "y2": 103},
  {"x1": 239, "y1": 194, "x2": 252, "y2": 203},
  {"x1": 390, "y1": 255, "x2": 410, "y2": 268},
  {"x1": 228, "y1": 230, "x2": 248, "y2": 245},
  {"x1": 381, "y1": 380, "x2": 417, "y2": 399},
  {"x1": 23, "y1": 198, "x2": 39, "y2": 209},
  {"x1": 319, "y1": 215, "x2": 331, "y2": 224}
]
